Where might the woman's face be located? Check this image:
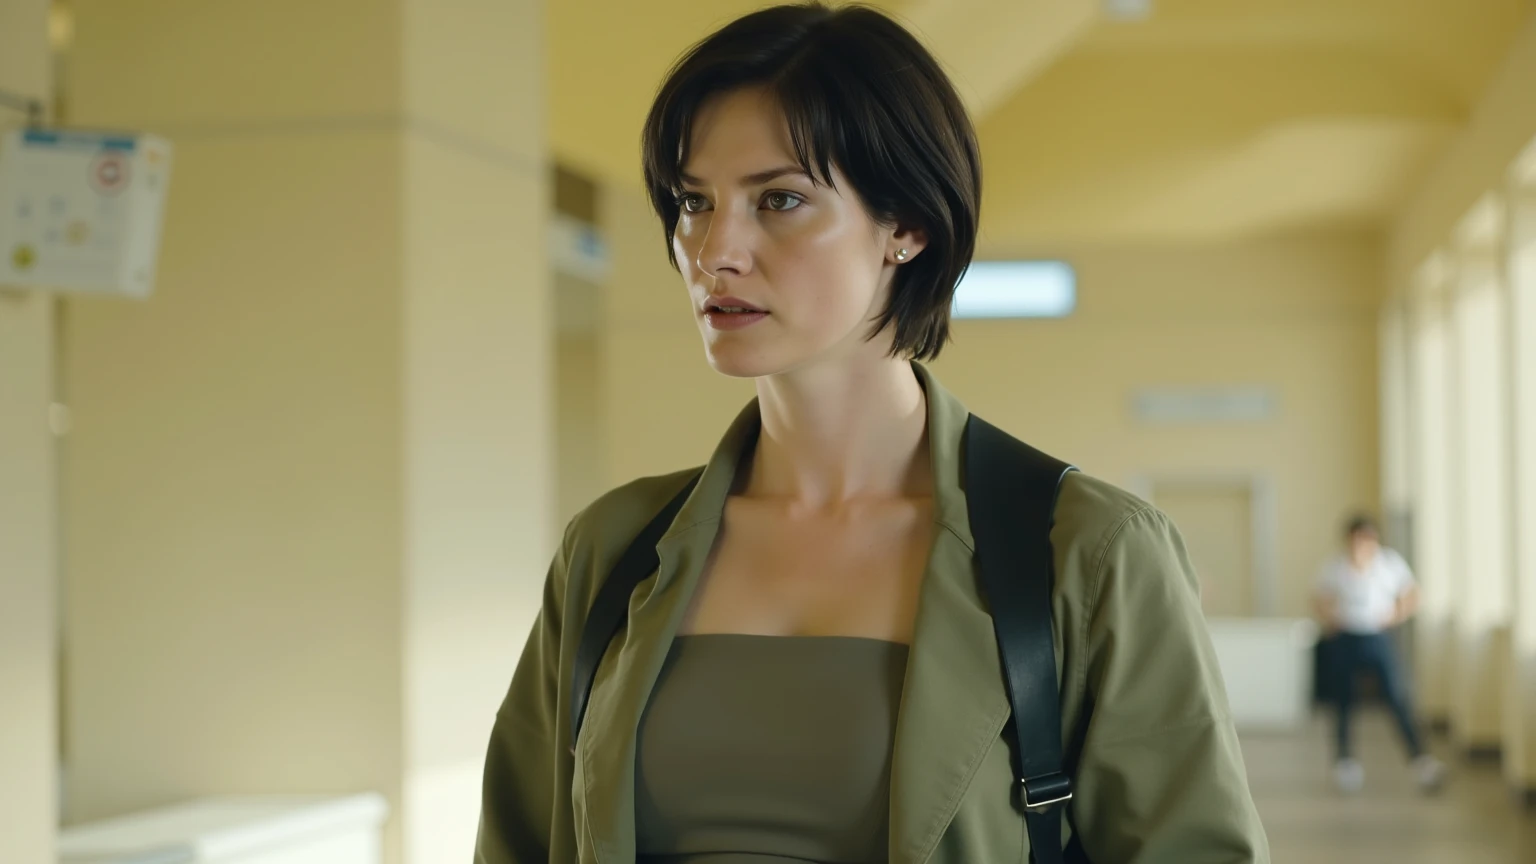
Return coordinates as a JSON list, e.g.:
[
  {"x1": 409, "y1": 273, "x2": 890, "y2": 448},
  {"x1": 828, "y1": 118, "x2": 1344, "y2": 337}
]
[
  {"x1": 671, "y1": 87, "x2": 924, "y2": 379},
  {"x1": 1349, "y1": 530, "x2": 1380, "y2": 566}
]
